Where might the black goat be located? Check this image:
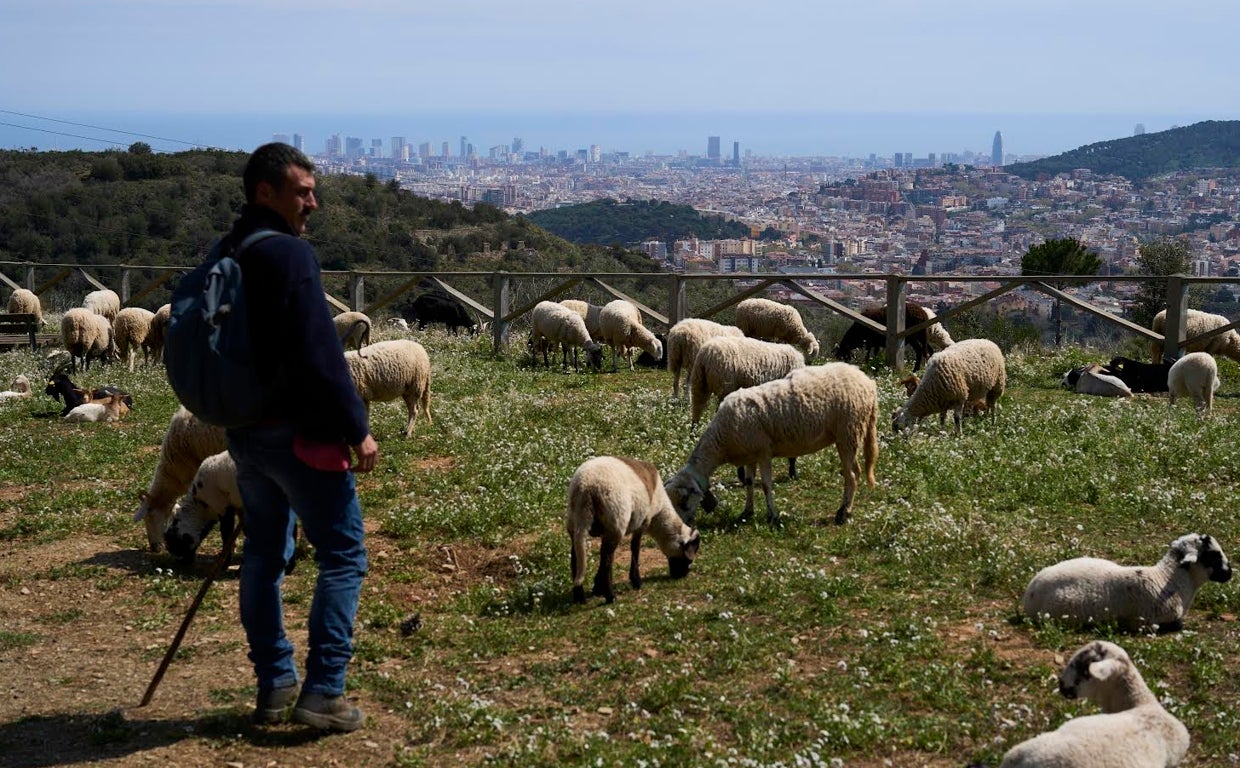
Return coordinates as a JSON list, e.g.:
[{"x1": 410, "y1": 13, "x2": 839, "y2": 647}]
[
  {"x1": 1107, "y1": 356, "x2": 1173, "y2": 393},
  {"x1": 834, "y1": 301, "x2": 934, "y2": 371},
  {"x1": 403, "y1": 291, "x2": 477, "y2": 334},
  {"x1": 45, "y1": 371, "x2": 132, "y2": 417}
]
